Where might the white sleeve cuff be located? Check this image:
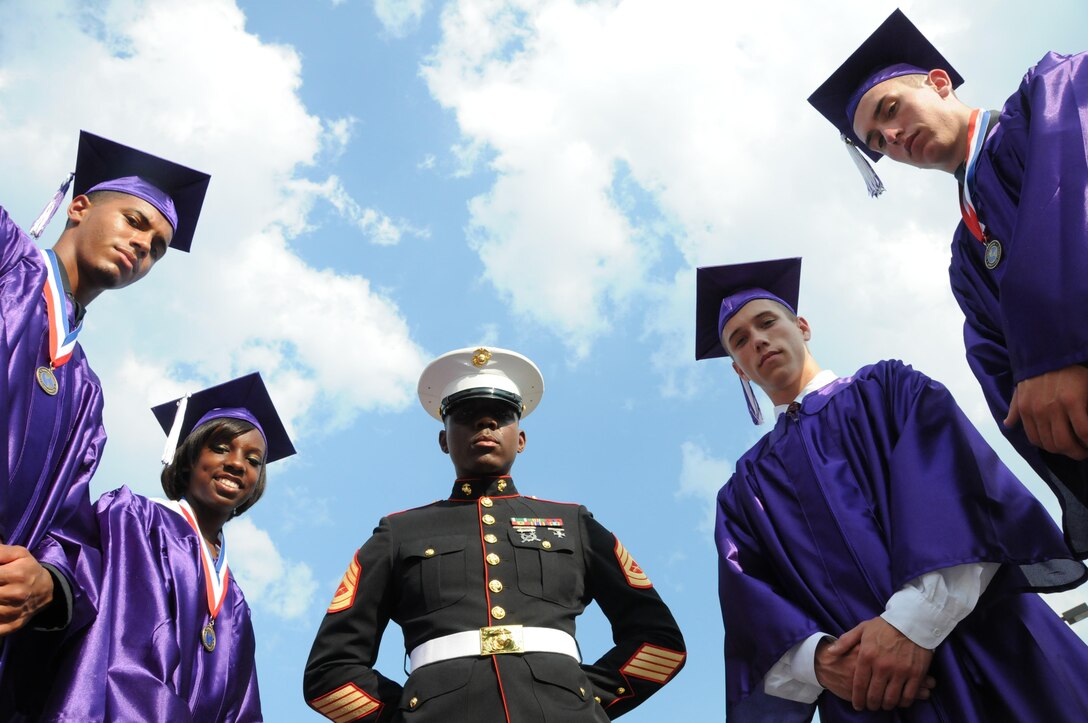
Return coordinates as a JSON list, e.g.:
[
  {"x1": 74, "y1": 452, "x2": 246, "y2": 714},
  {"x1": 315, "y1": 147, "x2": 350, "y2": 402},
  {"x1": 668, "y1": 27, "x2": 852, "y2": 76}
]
[
  {"x1": 762, "y1": 632, "x2": 831, "y2": 704},
  {"x1": 881, "y1": 562, "x2": 1000, "y2": 649}
]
